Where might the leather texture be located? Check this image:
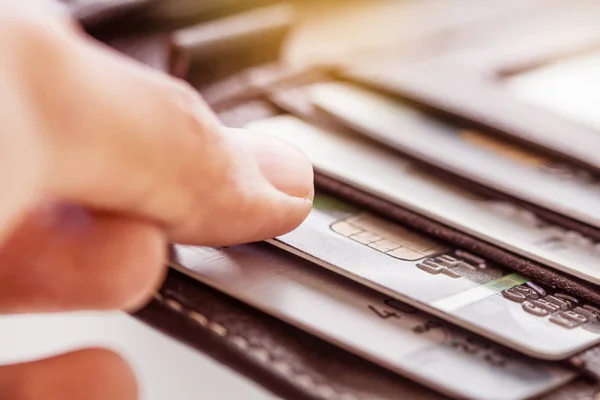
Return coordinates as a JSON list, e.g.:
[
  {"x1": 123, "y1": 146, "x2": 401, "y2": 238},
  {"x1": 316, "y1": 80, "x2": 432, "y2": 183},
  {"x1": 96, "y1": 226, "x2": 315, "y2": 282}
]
[
  {"x1": 180, "y1": 4, "x2": 296, "y2": 103},
  {"x1": 312, "y1": 172, "x2": 600, "y2": 307},
  {"x1": 135, "y1": 270, "x2": 600, "y2": 400},
  {"x1": 135, "y1": 270, "x2": 448, "y2": 400}
]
